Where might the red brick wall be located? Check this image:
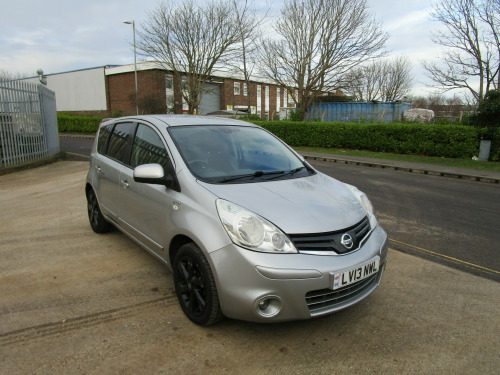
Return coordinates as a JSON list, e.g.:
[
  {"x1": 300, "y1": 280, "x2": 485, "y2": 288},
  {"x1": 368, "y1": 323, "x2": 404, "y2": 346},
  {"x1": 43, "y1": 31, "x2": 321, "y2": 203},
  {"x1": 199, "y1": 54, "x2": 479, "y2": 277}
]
[
  {"x1": 105, "y1": 69, "x2": 298, "y2": 118},
  {"x1": 107, "y1": 70, "x2": 167, "y2": 116}
]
